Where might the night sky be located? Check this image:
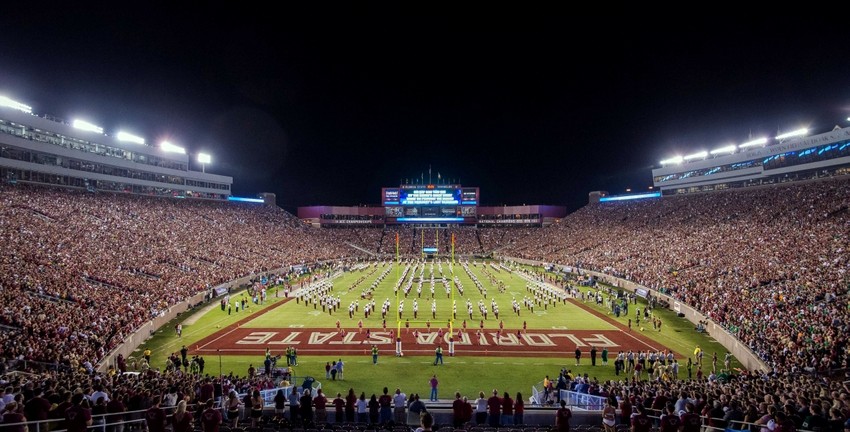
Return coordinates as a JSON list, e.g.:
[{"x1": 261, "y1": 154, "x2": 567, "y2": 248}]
[{"x1": 2, "y1": 9, "x2": 850, "y2": 213}]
